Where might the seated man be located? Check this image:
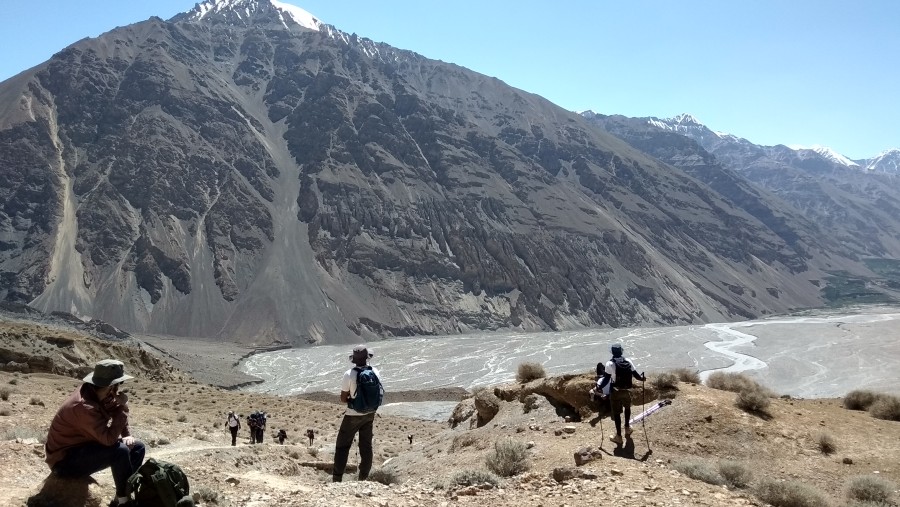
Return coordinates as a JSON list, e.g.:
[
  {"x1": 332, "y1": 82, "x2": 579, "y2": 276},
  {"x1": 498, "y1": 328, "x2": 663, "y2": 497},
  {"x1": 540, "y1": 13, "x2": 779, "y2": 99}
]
[{"x1": 45, "y1": 359, "x2": 145, "y2": 507}]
